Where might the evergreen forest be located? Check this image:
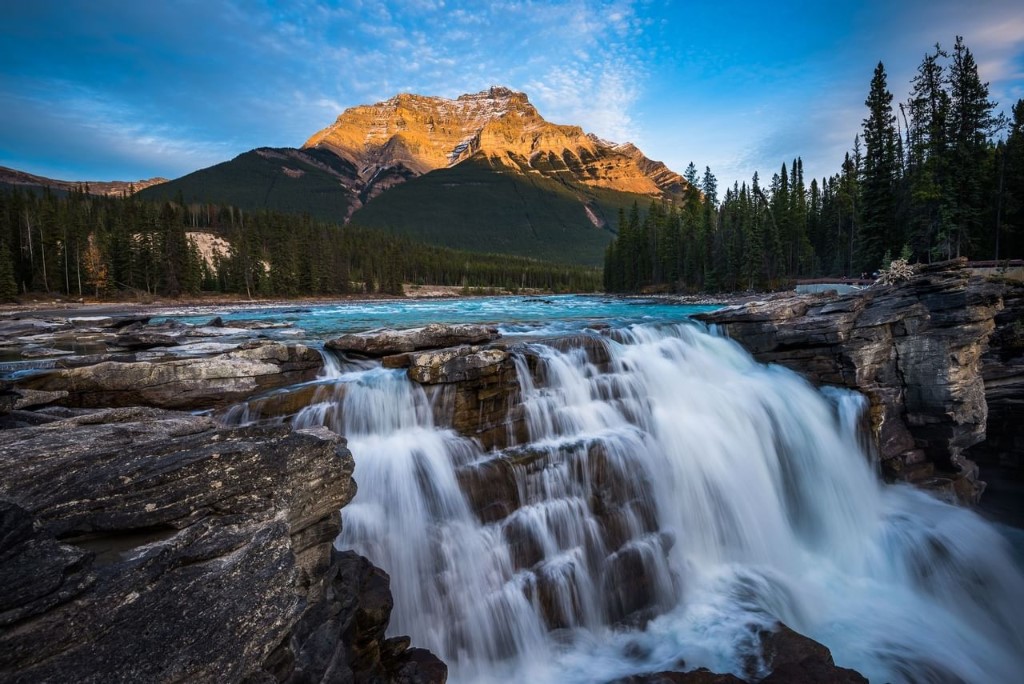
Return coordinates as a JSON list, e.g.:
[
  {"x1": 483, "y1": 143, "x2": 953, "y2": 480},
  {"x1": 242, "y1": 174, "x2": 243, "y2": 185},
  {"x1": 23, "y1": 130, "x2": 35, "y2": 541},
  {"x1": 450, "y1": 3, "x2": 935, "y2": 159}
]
[
  {"x1": 604, "y1": 37, "x2": 1024, "y2": 293},
  {"x1": 0, "y1": 188, "x2": 601, "y2": 301}
]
